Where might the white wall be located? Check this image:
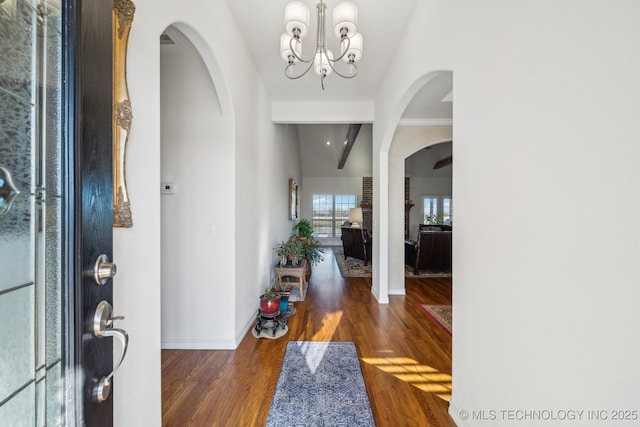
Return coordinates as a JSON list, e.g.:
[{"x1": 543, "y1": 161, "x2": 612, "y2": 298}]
[
  {"x1": 113, "y1": 1, "x2": 300, "y2": 425},
  {"x1": 159, "y1": 28, "x2": 237, "y2": 348},
  {"x1": 375, "y1": 1, "x2": 640, "y2": 425}
]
